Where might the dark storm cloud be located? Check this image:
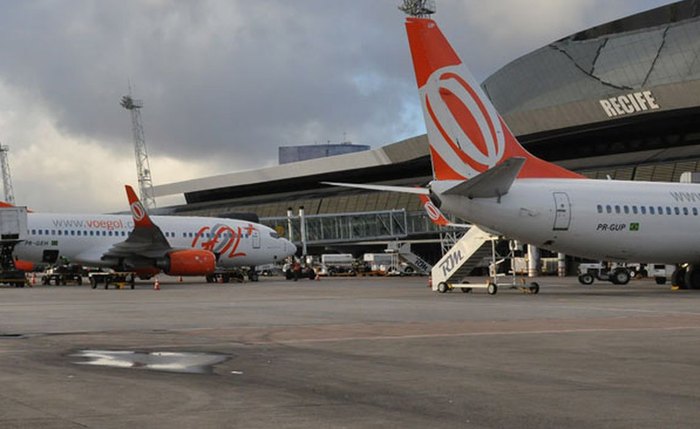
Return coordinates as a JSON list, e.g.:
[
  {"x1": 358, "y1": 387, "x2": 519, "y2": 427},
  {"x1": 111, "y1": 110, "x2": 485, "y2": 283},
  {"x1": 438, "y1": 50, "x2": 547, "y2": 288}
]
[{"x1": 0, "y1": 0, "x2": 678, "y2": 174}]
